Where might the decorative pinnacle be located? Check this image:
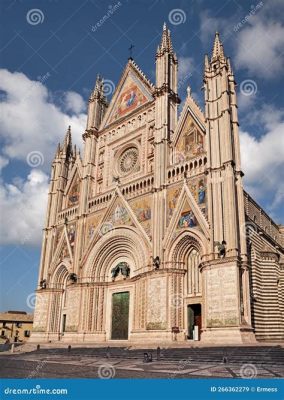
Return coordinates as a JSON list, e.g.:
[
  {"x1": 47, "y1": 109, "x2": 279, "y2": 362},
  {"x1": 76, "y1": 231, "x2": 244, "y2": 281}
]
[
  {"x1": 159, "y1": 23, "x2": 174, "y2": 55},
  {"x1": 211, "y1": 31, "x2": 225, "y2": 61},
  {"x1": 186, "y1": 85, "x2": 191, "y2": 96},
  {"x1": 62, "y1": 125, "x2": 73, "y2": 157}
]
